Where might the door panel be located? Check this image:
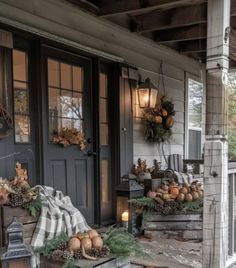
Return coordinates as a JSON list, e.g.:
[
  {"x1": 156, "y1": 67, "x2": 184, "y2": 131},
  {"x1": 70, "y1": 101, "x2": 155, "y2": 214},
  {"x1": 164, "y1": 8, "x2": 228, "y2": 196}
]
[{"x1": 42, "y1": 46, "x2": 94, "y2": 223}]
